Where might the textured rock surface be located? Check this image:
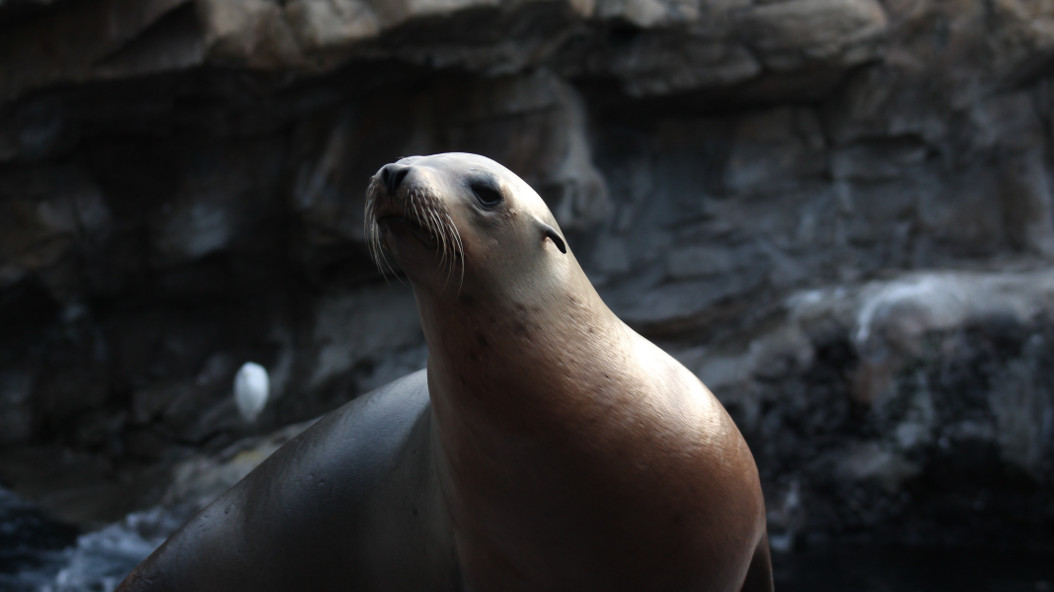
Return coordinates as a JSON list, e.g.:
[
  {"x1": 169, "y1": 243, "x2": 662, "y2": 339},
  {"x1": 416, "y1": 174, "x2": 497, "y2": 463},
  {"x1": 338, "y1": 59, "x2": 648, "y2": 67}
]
[
  {"x1": 688, "y1": 270, "x2": 1054, "y2": 548},
  {"x1": 1, "y1": 0, "x2": 1053, "y2": 550}
]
